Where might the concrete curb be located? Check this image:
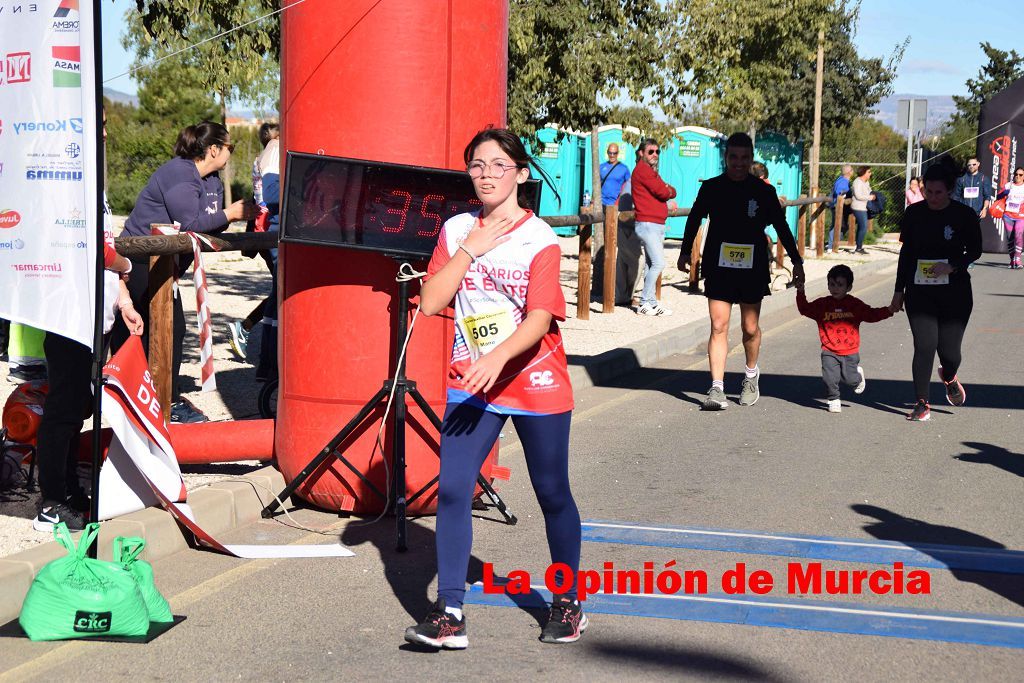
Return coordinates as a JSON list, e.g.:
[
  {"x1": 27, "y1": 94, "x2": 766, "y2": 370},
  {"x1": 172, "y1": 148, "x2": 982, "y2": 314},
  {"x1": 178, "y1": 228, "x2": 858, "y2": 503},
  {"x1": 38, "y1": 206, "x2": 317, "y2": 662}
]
[
  {"x1": 0, "y1": 259, "x2": 898, "y2": 625},
  {"x1": 569, "y1": 258, "x2": 899, "y2": 391},
  {"x1": 0, "y1": 466, "x2": 288, "y2": 625}
]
